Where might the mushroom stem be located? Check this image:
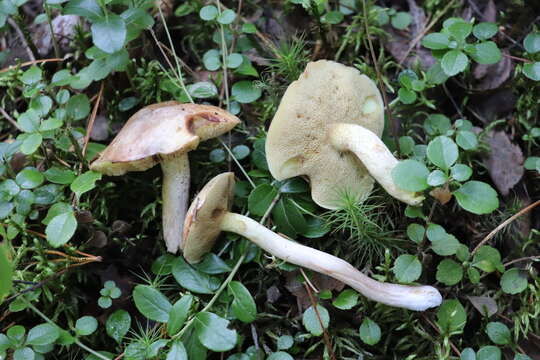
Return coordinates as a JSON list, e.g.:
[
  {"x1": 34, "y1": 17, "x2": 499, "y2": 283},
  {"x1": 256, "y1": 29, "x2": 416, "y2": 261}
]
[
  {"x1": 221, "y1": 212, "x2": 442, "y2": 311},
  {"x1": 330, "y1": 123, "x2": 423, "y2": 205},
  {"x1": 161, "y1": 154, "x2": 190, "y2": 253}
]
